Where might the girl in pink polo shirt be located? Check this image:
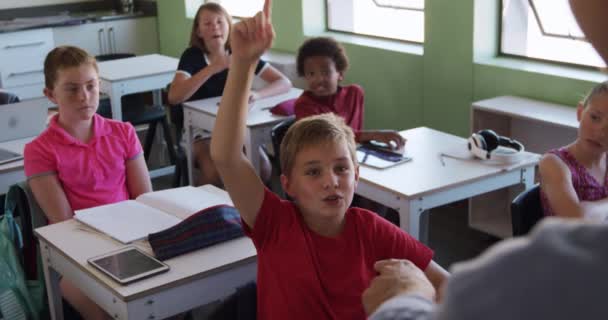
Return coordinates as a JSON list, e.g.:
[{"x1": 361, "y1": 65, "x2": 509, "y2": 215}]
[{"x1": 24, "y1": 46, "x2": 152, "y2": 320}]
